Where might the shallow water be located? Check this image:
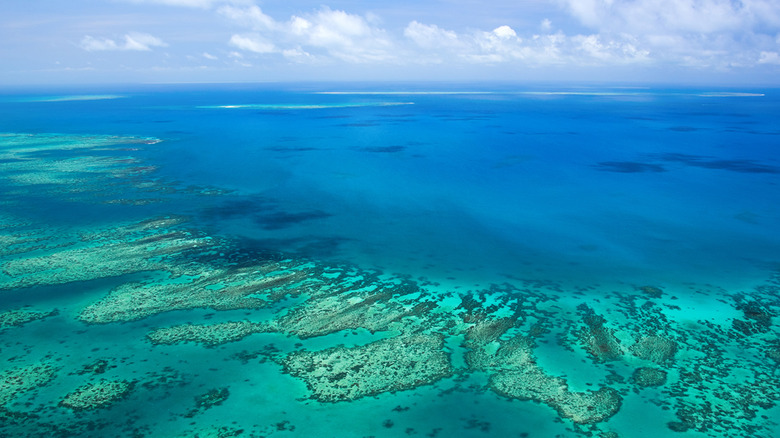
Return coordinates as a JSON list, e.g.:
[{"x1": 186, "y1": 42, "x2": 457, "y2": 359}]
[{"x1": 0, "y1": 83, "x2": 779, "y2": 437}]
